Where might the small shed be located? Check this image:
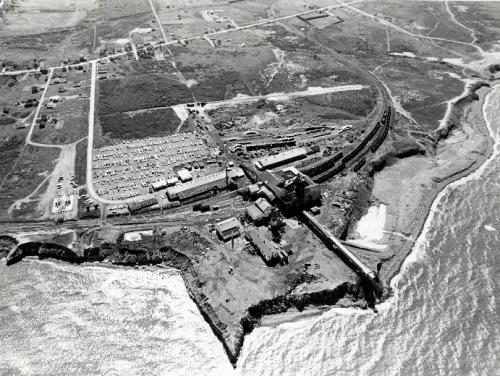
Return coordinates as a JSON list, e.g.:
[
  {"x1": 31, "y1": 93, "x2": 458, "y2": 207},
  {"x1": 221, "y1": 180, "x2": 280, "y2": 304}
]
[{"x1": 215, "y1": 217, "x2": 241, "y2": 242}]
